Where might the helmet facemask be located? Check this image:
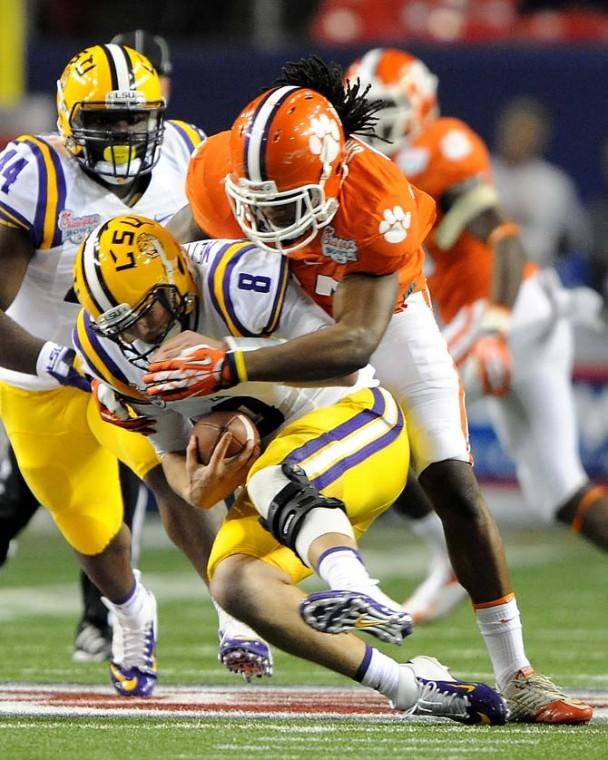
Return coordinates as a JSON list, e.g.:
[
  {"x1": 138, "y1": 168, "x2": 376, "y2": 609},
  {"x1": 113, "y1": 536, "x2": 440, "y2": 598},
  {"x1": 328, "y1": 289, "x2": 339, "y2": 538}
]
[
  {"x1": 365, "y1": 89, "x2": 414, "y2": 157},
  {"x1": 92, "y1": 284, "x2": 196, "y2": 369},
  {"x1": 68, "y1": 101, "x2": 165, "y2": 185},
  {"x1": 225, "y1": 175, "x2": 338, "y2": 255}
]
